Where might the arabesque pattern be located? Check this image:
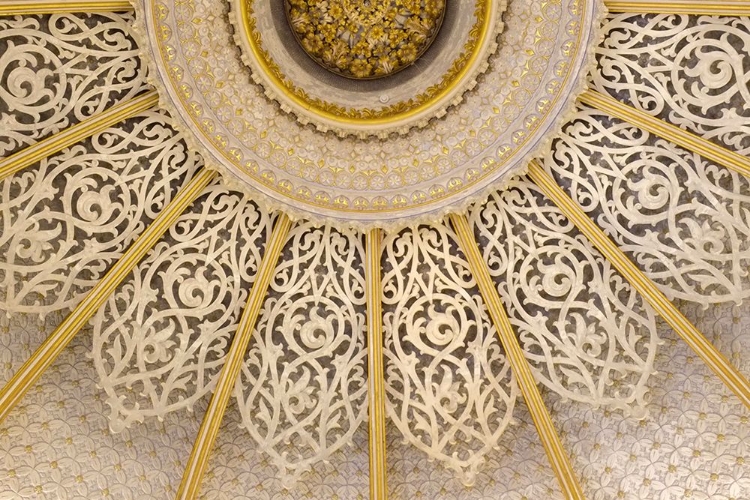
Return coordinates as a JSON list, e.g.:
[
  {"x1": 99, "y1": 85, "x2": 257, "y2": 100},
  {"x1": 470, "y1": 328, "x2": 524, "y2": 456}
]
[
  {"x1": 594, "y1": 13, "x2": 750, "y2": 155},
  {"x1": 234, "y1": 222, "x2": 368, "y2": 487},
  {"x1": 91, "y1": 183, "x2": 271, "y2": 431},
  {"x1": 0, "y1": 12, "x2": 148, "y2": 157},
  {"x1": 544, "y1": 106, "x2": 750, "y2": 304},
  {"x1": 471, "y1": 178, "x2": 660, "y2": 417},
  {"x1": 0, "y1": 110, "x2": 200, "y2": 316},
  {"x1": 3, "y1": 5, "x2": 750, "y2": 500},
  {"x1": 382, "y1": 224, "x2": 518, "y2": 486}
]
